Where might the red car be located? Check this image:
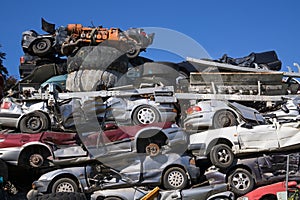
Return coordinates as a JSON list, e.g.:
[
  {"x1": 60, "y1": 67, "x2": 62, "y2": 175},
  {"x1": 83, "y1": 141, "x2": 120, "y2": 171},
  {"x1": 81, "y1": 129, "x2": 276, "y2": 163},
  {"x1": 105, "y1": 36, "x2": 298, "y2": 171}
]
[
  {"x1": 0, "y1": 130, "x2": 78, "y2": 168},
  {"x1": 237, "y1": 181, "x2": 300, "y2": 200}
]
